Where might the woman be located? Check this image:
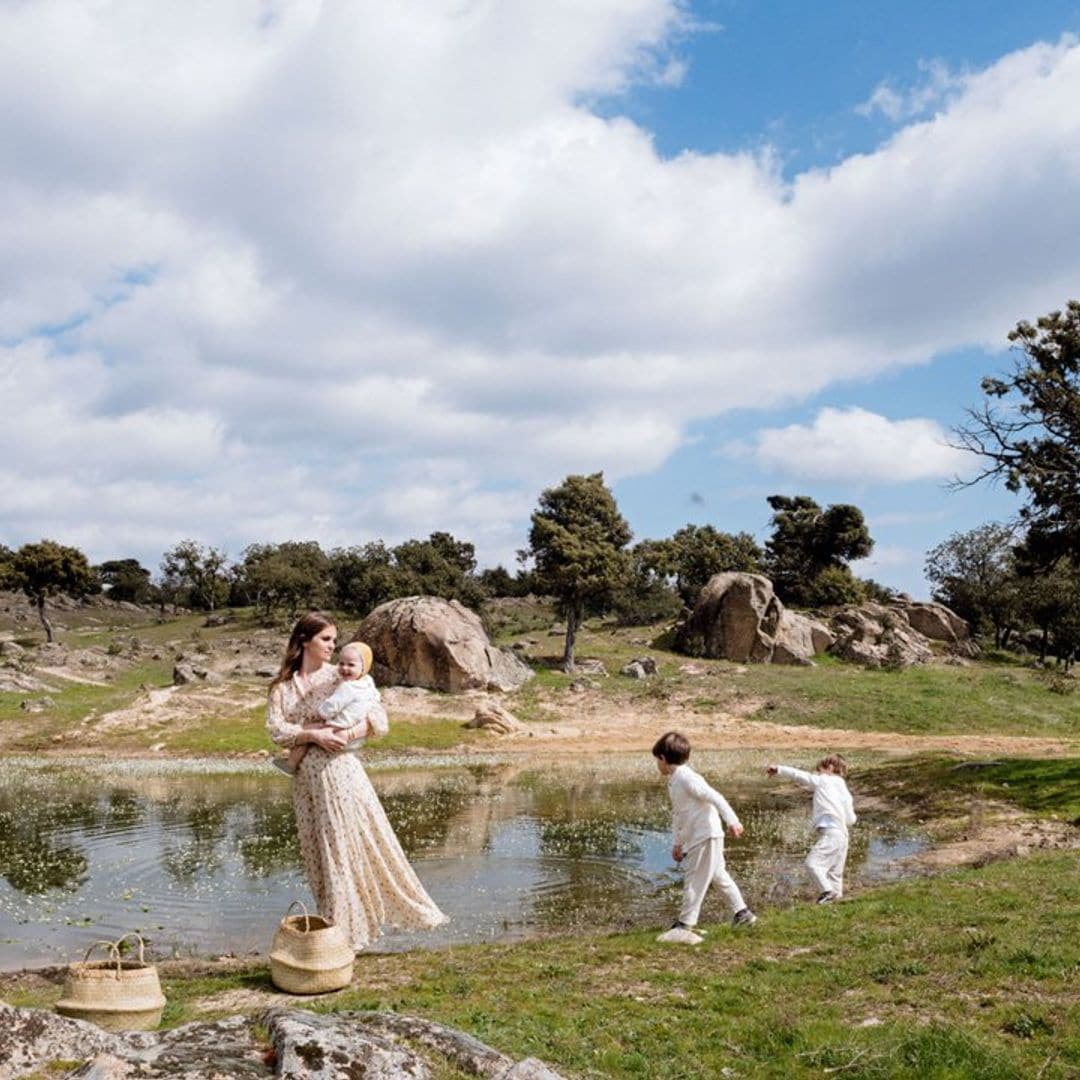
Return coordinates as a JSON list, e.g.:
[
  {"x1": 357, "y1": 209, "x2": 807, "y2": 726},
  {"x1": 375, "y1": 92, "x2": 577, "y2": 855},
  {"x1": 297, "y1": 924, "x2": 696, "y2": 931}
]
[{"x1": 266, "y1": 611, "x2": 447, "y2": 950}]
